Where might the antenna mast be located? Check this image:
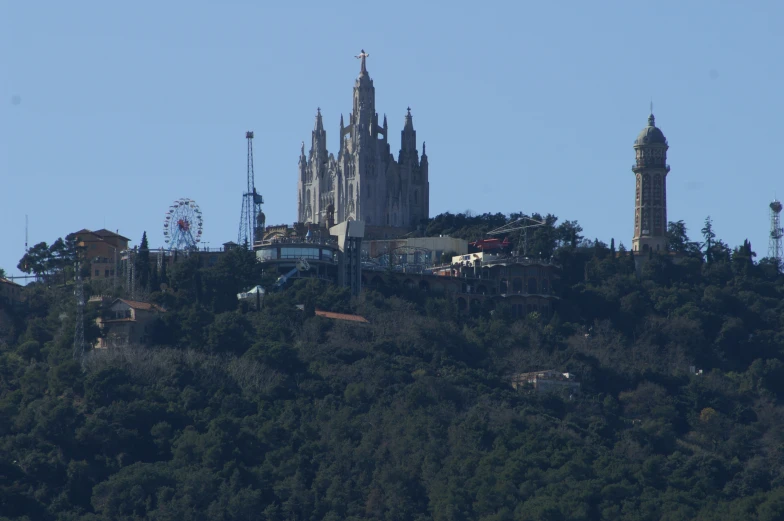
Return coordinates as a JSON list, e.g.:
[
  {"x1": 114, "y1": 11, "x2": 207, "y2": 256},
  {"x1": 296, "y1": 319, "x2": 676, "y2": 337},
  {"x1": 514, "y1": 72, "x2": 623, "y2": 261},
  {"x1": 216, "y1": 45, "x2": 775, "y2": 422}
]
[
  {"x1": 769, "y1": 199, "x2": 783, "y2": 265},
  {"x1": 238, "y1": 131, "x2": 264, "y2": 248}
]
